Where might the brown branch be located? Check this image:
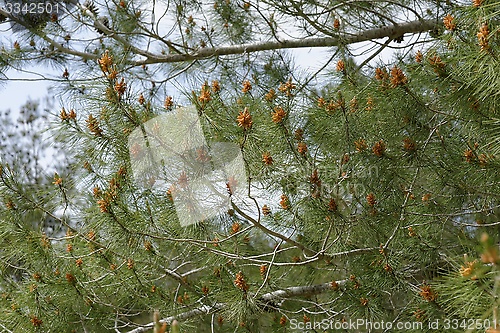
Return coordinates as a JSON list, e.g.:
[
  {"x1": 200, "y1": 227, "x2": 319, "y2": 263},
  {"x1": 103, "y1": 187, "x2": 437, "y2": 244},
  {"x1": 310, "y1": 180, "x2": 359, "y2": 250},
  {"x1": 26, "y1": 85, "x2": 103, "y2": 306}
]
[
  {"x1": 231, "y1": 201, "x2": 380, "y2": 261},
  {"x1": 0, "y1": 8, "x2": 438, "y2": 67},
  {"x1": 259, "y1": 280, "x2": 347, "y2": 302},
  {"x1": 126, "y1": 280, "x2": 347, "y2": 333},
  {"x1": 231, "y1": 201, "x2": 319, "y2": 258},
  {"x1": 137, "y1": 19, "x2": 440, "y2": 65},
  {"x1": 0, "y1": 7, "x2": 98, "y2": 61}
]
